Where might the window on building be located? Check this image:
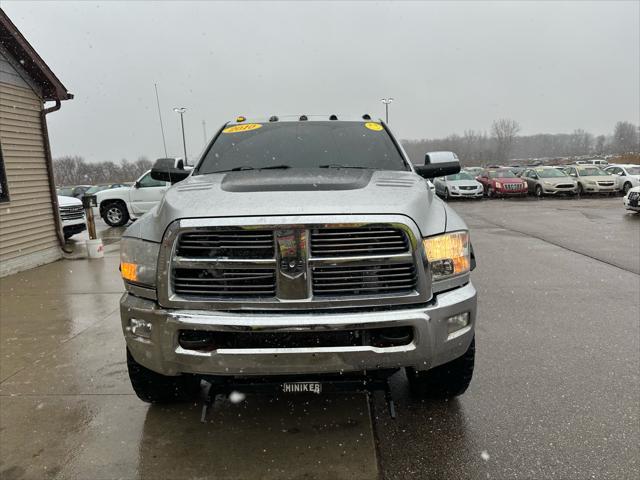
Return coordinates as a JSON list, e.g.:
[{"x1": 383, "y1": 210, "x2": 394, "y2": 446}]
[{"x1": 0, "y1": 143, "x2": 10, "y2": 203}]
